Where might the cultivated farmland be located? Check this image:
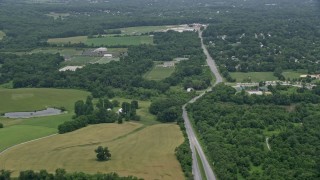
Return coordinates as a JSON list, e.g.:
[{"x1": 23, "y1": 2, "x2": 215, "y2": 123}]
[
  {"x1": 109, "y1": 25, "x2": 180, "y2": 35},
  {"x1": 0, "y1": 123, "x2": 185, "y2": 180}
]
